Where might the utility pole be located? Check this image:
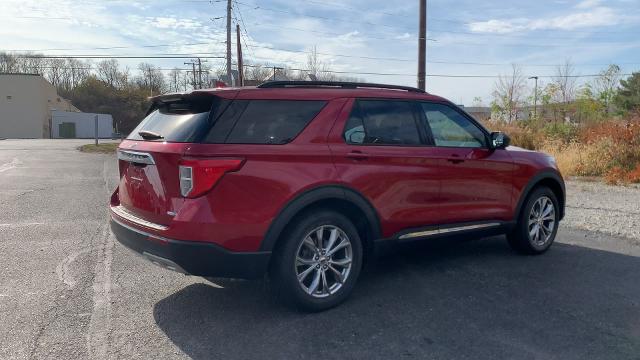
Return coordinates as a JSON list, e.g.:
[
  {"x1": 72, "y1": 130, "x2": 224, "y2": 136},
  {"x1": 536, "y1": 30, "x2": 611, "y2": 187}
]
[
  {"x1": 417, "y1": 0, "x2": 427, "y2": 91},
  {"x1": 236, "y1": 24, "x2": 244, "y2": 87},
  {"x1": 197, "y1": 58, "x2": 203, "y2": 89},
  {"x1": 185, "y1": 60, "x2": 197, "y2": 89},
  {"x1": 226, "y1": 0, "x2": 233, "y2": 86},
  {"x1": 196, "y1": 58, "x2": 208, "y2": 88},
  {"x1": 529, "y1": 76, "x2": 539, "y2": 120}
]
